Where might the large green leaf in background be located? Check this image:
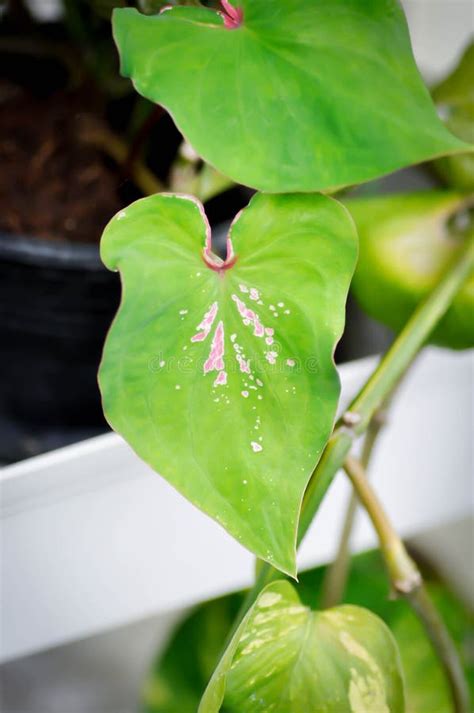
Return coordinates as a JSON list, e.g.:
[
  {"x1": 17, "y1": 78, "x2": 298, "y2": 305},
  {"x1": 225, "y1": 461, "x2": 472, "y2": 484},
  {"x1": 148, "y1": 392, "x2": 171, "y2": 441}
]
[
  {"x1": 142, "y1": 552, "x2": 474, "y2": 713},
  {"x1": 432, "y1": 42, "x2": 474, "y2": 190},
  {"x1": 346, "y1": 191, "x2": 474, "y2": 349},
  {"x1": 112, "y1": 1, "x2": 470, "y2": 194},
  {"x1": 99, "y1": 192, "x2": 357, "y2": 576},
  {"x1": 200, "y1": 580, "x2": 404, "y2": 713}
]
